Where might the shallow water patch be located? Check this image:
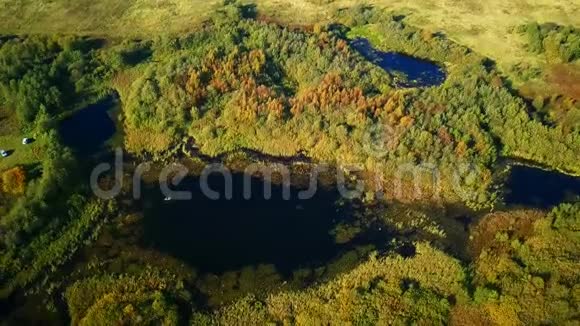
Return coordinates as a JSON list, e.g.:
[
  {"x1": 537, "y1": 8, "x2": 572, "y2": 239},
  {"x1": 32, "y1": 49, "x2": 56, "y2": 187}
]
[
  {"x1": 351, "y1": 38, "x2": 446, "y2": 87},
  {"x1": 505, "y1": 165, "x2": 580, "y2": 208},
  {"x1": 140, "y1": 173, "x2": 372, "y2": 275},
  {"x1": 59, "y1": 97, "x2": 117, "y2": 155}
]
